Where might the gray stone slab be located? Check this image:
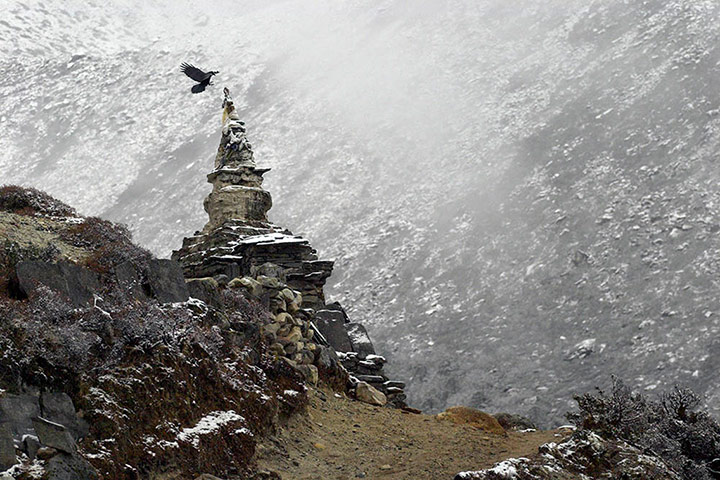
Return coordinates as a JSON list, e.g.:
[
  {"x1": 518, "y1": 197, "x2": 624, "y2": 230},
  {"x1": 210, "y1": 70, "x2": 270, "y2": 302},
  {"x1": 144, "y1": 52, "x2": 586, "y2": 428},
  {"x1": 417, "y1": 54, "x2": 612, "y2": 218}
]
[
  {"x1": 40, "y1": 392, "x2": 89, "y2": 440},
  {"x1": 31, "y1": 417, "x2": 76, "y2": 454},
  {"x1": 46, "y1": 453, "x2": 99, "y2": 480},
  {"x1": 0, "y1": 393, "x2": 40, "y2": 439},
  {"x1": 186, "y1": 277, "x2": 222, "y2": 308},
  {"x1": 146, "y1": 259, "x2": 190, "y2": 303},
  {"x1": 22, "y1": 434, "x2": 40, "y2": 461},
  {"x1": 0, "y1": 424, "x2": 17, "y2": 471},
  {"x1": 346, "y1": 323, "x2": 376, "y2": 358},
  {"x1": 314, "y1": 310, "x2": 352, "y2": 352},
  {"x1": 114, "y1": 261, "x2": 148, "y2": 300},
  {"x1": 15, "y1": 261, "x2": 100, "y2": 306}
]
